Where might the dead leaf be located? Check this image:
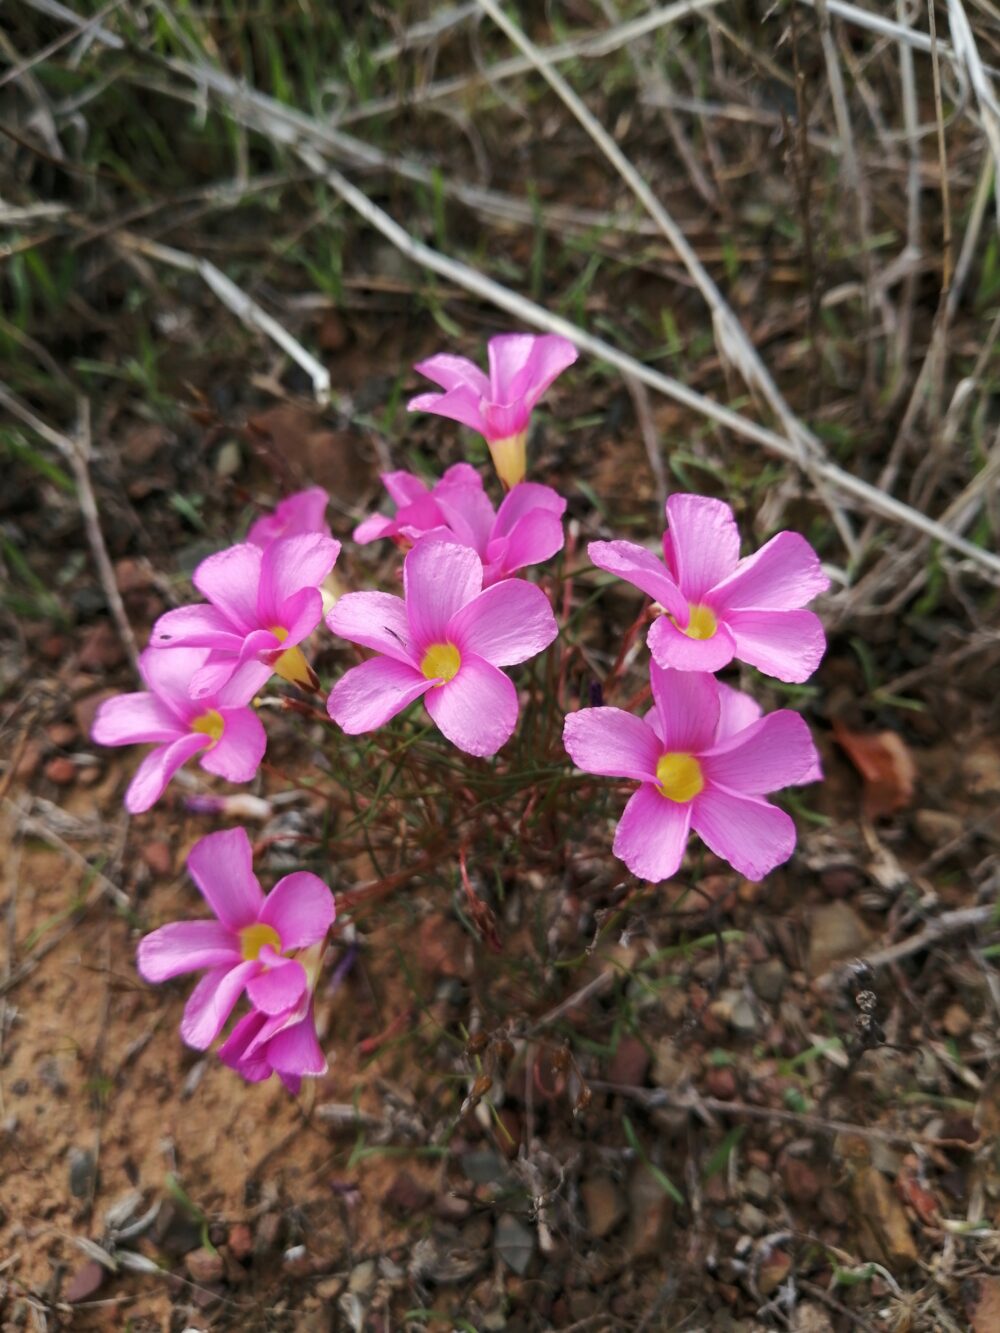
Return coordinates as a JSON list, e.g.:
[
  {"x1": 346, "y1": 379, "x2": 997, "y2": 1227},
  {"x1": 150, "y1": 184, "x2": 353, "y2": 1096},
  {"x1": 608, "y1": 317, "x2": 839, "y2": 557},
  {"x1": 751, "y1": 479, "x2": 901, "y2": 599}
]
[
  {"x1": 965, "y1": 1275, "x2": 1000, "y2": 1333},
  {"x1": 850, "y1": 1166, "x2": 918, "y2": 1267},
  {"x1": 833, "y1": 721, "x2": 917, "y2": 817}
]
